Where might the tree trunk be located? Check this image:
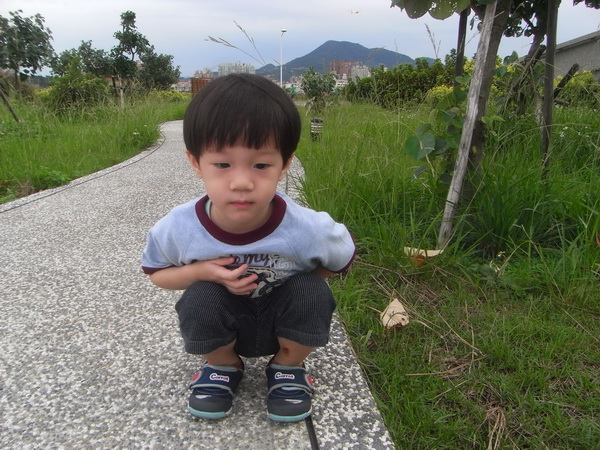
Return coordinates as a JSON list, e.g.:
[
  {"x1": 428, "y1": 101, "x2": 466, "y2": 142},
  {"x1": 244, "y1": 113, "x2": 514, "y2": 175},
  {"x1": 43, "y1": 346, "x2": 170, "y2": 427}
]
[
  {"x1": 454, "y1": 8, "x2": 470, "y2": 86},
  {"x1": 469, "y1": 0, "x2": 514, "y2": 170},
  {"x1": 505, "y1": 44, "x2": 546, "y2": 113},
  {"x1": 541, "y1": 0, "x2": 560, "y2": 173},
  {"x1": 438, "y1": 1, "x2": 498, "y2": 249},
  {"x1": 525, "y1": 32, "x2": 547, "y2": 63},
  {"x1": 12, "y1": 69, "x2": 20, "y2": 91}
]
